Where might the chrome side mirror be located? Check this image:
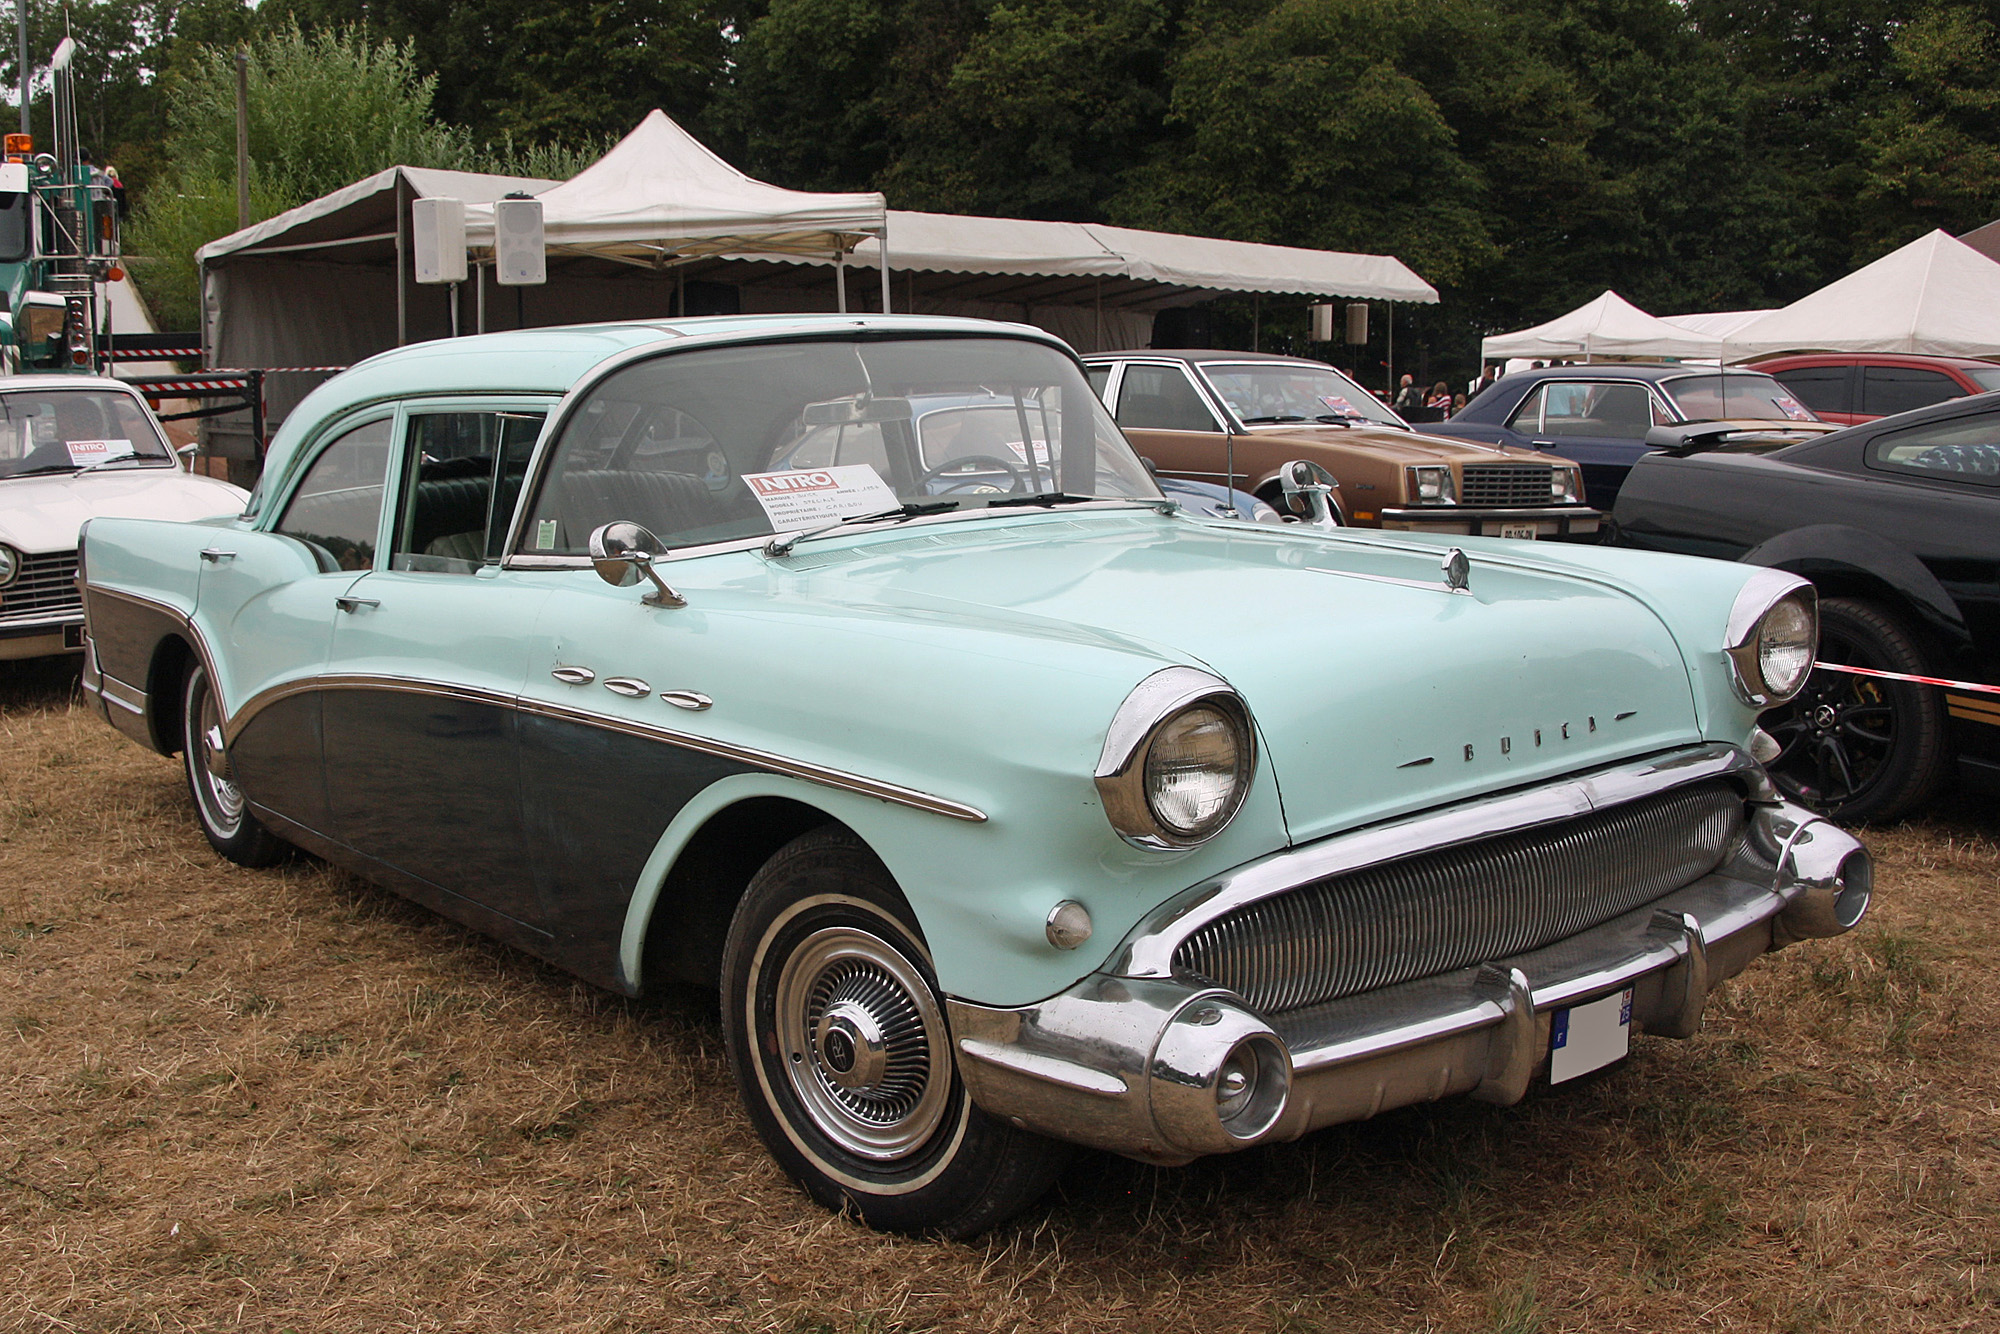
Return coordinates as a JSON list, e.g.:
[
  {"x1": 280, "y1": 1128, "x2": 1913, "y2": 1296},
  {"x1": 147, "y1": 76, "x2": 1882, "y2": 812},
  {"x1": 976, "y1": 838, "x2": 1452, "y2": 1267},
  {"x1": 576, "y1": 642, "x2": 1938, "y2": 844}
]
[
  {"x1": 588, "y1": 521, "x2": 686, "y2": 608},
  {"x1": 1278, "y1": 459, "x2": 1342, "y2": 529}
]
